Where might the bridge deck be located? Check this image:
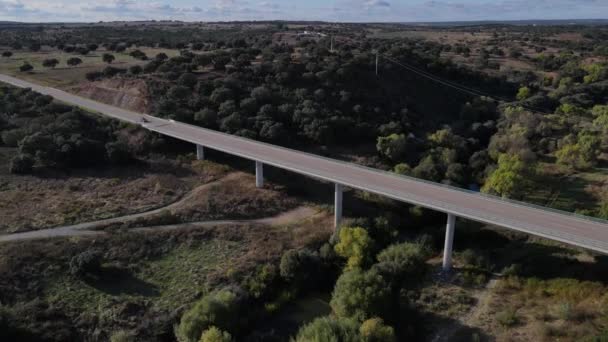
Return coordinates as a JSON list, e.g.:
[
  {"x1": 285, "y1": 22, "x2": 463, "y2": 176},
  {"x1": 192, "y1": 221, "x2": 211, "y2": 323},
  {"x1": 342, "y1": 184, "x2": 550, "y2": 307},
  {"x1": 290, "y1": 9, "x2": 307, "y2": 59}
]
[{"x1": 2, "y1": 74, "x2": 607, "y2": 253}]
